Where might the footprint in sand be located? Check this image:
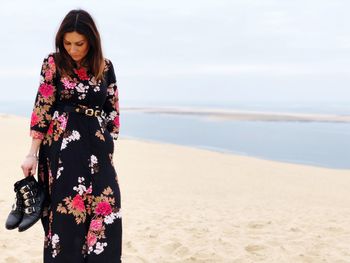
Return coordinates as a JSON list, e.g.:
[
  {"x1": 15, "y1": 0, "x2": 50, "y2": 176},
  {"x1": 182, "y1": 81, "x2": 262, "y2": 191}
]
[
  {"x1": 245, "y1": 244, "x2": 266, "y2": 254},
  {"x1": 5, "y1": 256, "x2": 20, "y2": 263},
  {"x1": 174, "y1": 245, "x2": 190, "y2": 256},
  {"x1": 125, "y1": 241, "x2": 138, "y2": 253},
  {"x1": 326, "y1": 226, "x2": 344, "y2": 233},
  {"x1": 161, "y1": 241, "x2": 183, "y2": 254},
  {"x1": 247, "y1": 221, "x2": 272, "y2": 229},
  {"x1": 289, "y1": 227, "x2": 302, "y2": 232}
]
